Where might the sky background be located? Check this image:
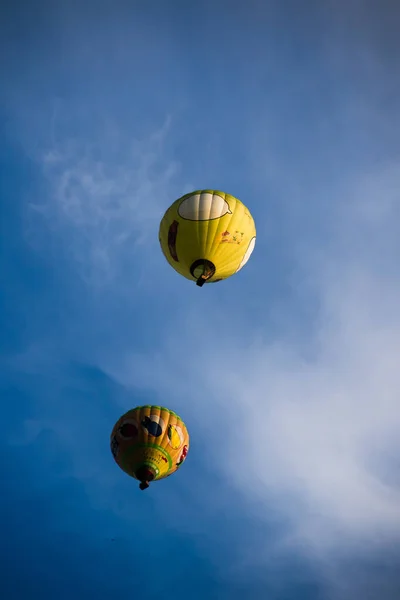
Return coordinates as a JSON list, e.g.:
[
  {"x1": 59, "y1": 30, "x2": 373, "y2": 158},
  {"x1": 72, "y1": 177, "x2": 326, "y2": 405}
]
[{"x1": 1, "y1": 1, "x2": 400, "y2": 598}]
